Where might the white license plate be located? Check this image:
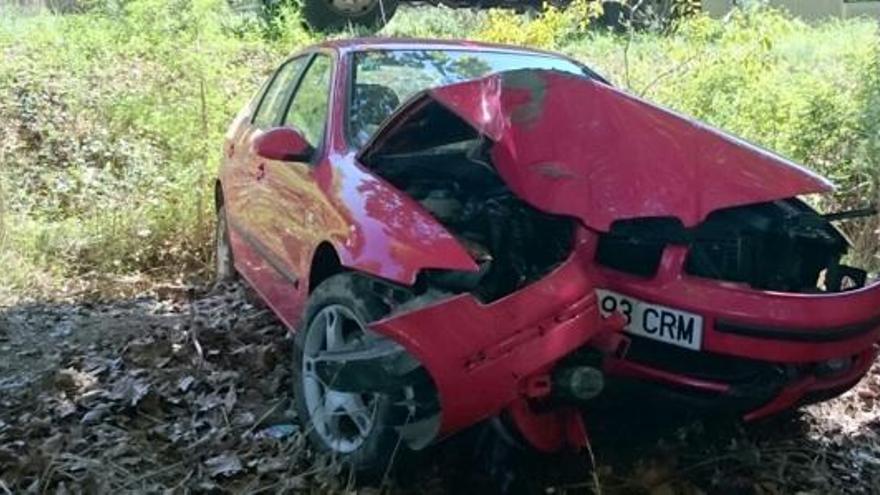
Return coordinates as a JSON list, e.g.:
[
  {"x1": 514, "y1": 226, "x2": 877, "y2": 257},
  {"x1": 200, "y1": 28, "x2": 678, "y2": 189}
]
[{"x1": 596, "y1": 290, "x2": 703, "y2": 351}]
